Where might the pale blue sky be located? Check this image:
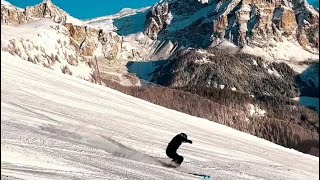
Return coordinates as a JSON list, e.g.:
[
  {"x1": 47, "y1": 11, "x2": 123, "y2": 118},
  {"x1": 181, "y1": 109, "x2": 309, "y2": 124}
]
[
  {"x1": 6, "y1": 0, "x2": 319, "y2": 20},
  {"x1": 6, "y1": 0, "x2": 159, "y2": 20}
]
